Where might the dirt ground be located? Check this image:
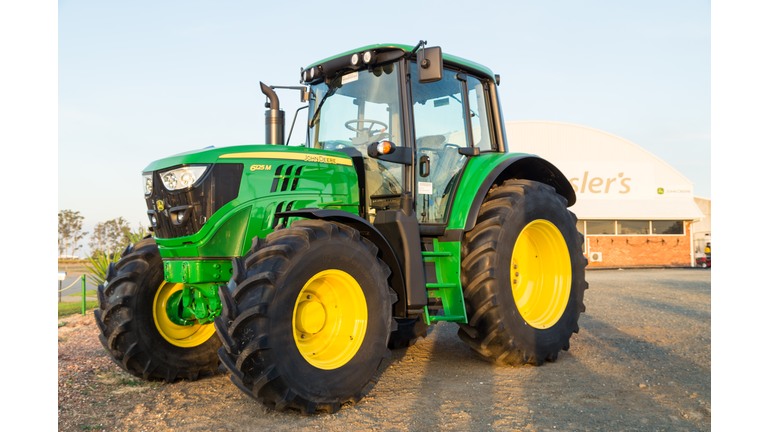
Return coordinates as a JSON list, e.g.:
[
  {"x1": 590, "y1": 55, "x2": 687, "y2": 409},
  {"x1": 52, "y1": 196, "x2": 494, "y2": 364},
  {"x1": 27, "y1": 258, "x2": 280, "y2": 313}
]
[{"x1": 58, "y1": 268, "x2": 711, "y2": 431}]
